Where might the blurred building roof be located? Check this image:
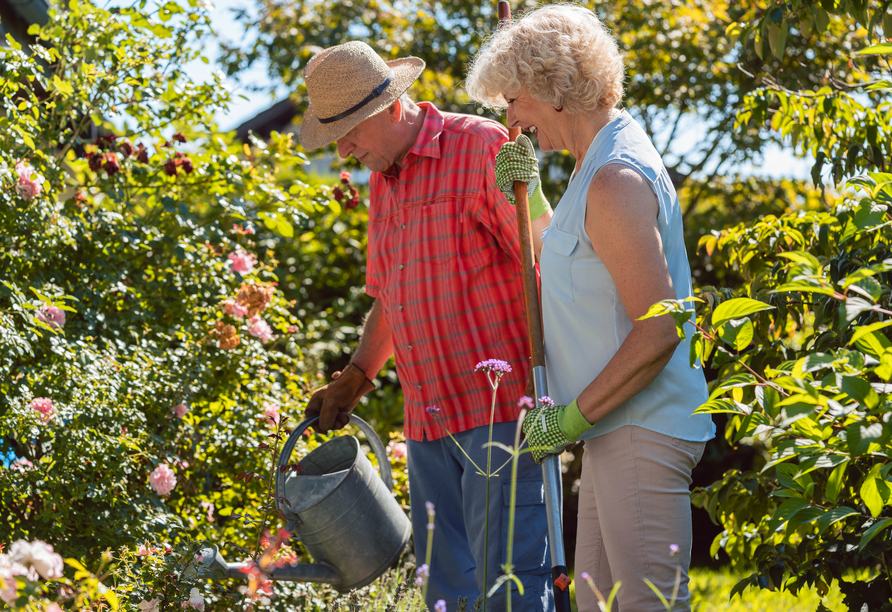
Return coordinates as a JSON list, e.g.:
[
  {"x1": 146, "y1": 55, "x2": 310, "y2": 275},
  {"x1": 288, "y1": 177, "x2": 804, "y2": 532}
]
[{"x1": 234, "y1": 98, "x2": 299, "y2": 141}]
